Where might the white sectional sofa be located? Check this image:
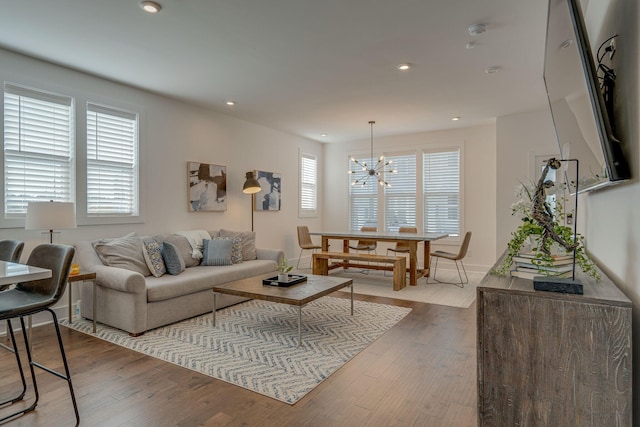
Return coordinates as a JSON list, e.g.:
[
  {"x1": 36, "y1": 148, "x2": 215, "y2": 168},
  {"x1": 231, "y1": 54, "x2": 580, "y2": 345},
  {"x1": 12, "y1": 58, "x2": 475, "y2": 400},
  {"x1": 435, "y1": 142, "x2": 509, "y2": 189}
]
[{"x1": 74, "y1": 230, "x2": 282, "y2": 335}]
